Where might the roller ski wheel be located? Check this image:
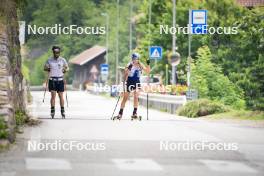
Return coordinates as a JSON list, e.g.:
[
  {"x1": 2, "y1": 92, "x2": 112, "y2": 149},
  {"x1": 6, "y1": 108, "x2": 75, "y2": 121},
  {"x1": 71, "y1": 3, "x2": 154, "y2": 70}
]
[
  {"x1": 131, "y1": 115, "x2": 142, "y2": 121},
  {"x1": 113, "y1": 114, "x2": 122, "y2": 121}
]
